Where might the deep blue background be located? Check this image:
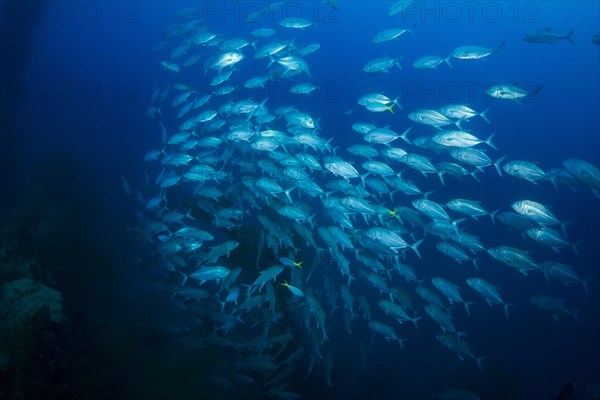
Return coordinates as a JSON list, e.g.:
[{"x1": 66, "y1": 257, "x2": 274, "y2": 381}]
[{"x1": 17, "y1": 1, "x2": 600, "y2": 399}]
